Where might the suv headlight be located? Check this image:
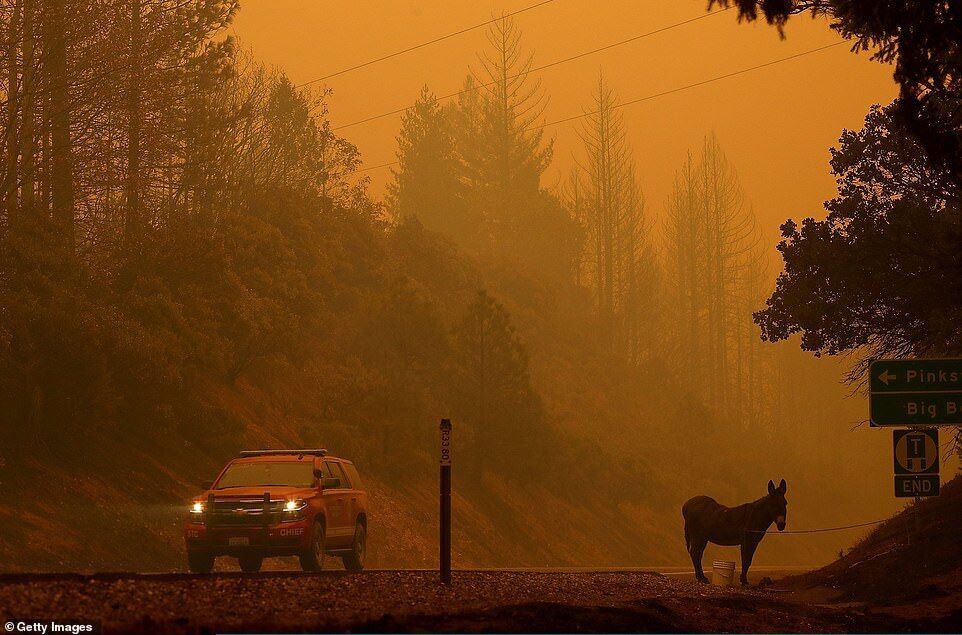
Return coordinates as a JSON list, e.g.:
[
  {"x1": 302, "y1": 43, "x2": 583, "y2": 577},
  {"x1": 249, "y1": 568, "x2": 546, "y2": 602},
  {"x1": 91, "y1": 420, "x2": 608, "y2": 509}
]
[
  {"x1": 190, "y1": 501, "x2": 205, "y2": 515},
  {"x1": 283, "y1": 498, "x2": 307, "y2": 519}
]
